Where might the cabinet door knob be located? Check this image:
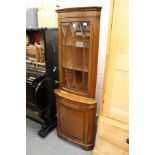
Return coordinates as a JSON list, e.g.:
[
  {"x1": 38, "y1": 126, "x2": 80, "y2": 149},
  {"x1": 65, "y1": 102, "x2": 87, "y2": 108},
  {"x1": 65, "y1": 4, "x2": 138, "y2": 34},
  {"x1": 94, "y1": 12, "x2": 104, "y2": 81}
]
[{"x1": 126, "y1": 138, "x2": 129, "y2": 144}]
